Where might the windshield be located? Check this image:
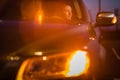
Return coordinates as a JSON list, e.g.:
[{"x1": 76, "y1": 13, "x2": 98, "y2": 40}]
[
  {"x1": 0, "y1": 0, "x2": 84, "y2": 24},
  {"x1": 0, "y1": 0, "x2": 89, "y2": 55}
]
